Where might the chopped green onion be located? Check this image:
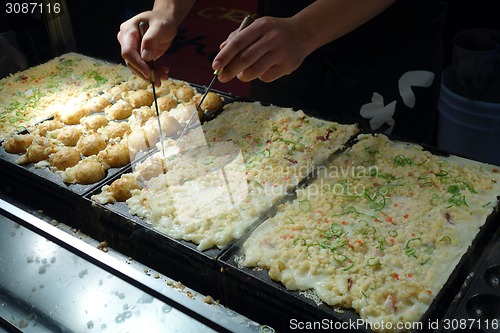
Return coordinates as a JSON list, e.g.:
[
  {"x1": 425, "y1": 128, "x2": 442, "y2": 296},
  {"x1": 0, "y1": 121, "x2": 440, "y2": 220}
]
[
  {"x1": 393, "y1": 155, "x2": 413, "y2": 166},
  {"x1": 405, "y1": 238, "x2": 421, "y2": 258},
  {"x1": 439, "y1": 236, "x2": 452, "y2": 244},
  {"x1": 298, "y1": 199, "x2": 311, "y2": 212},
  {"x1": 367, "y1": 258, "x2": 381, "y2": 267},
  {"x1": 293, "y1": 238, "x2": 307, "y2": 246}
]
